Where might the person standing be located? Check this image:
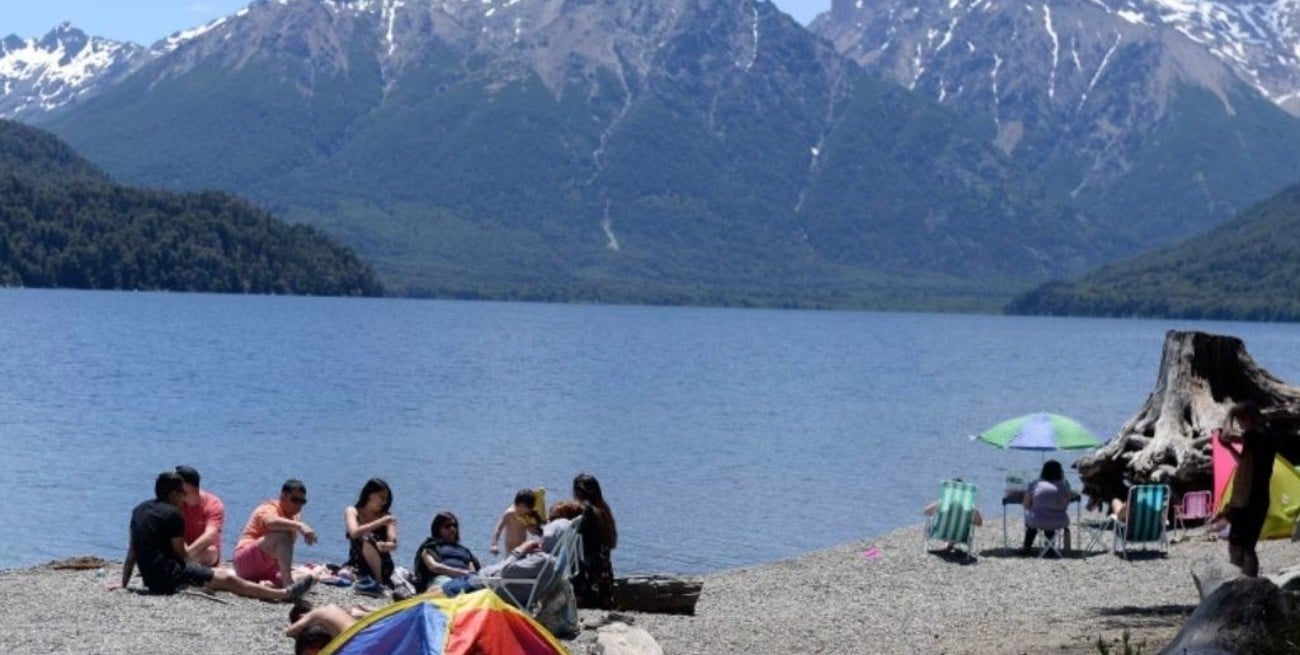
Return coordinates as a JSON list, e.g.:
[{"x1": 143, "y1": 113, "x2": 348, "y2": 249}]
[
  {"x1": 571, "y1": 473, "x2": 617, "y2": 609},
  {"x1": 234, "y1": 479, "x2": 318, "y2": 588},
  {"x1": 489, "y1": 488, "x2": 544, "y2": 556},
  {"x1": 1218, "y1": 401, "x2": 1276, "y2": 577},
  {"x1": 175, "y1": 465, "x2": 225, "y2": 566},
  {"x1": 114, "y1": 471, "x2": 314, "y2": 602}
]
